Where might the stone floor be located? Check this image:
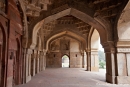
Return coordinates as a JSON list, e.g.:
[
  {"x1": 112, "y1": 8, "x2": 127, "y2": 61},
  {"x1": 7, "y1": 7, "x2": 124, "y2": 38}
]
[{"x1": 15, "y1": 68, "x2": 130, "y2": 87}]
